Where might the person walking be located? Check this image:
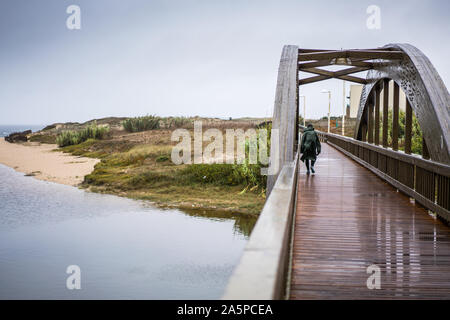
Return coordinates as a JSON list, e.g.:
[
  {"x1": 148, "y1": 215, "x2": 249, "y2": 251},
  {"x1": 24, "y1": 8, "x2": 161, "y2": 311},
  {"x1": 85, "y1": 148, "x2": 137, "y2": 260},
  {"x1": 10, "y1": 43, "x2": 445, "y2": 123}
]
[{"x1": 300, "y1": 124, "x2": 321, "y2": 175}]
